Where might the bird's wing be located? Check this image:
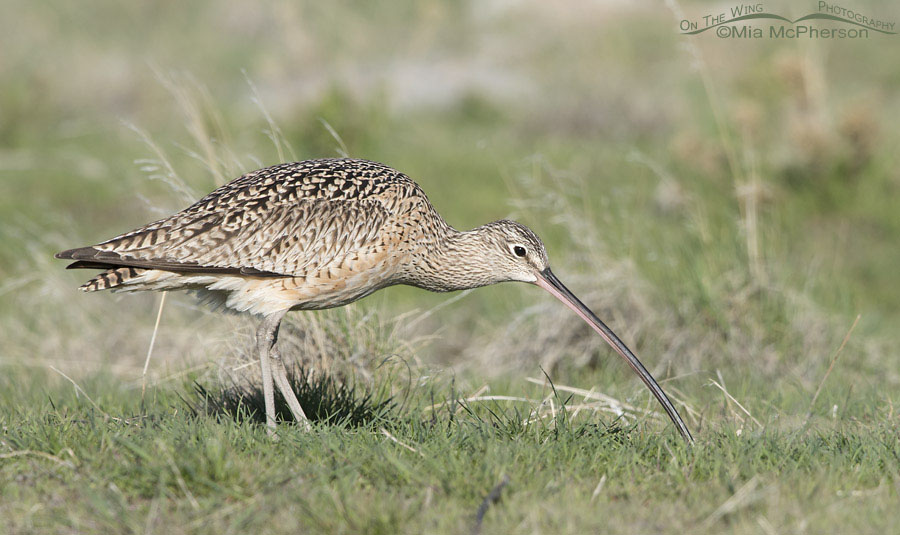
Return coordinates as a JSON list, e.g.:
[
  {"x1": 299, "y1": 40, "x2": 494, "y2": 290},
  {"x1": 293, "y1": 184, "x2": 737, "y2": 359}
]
[{"x1": 57, "y1": 198, "x2": 392, "y2": 278}]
